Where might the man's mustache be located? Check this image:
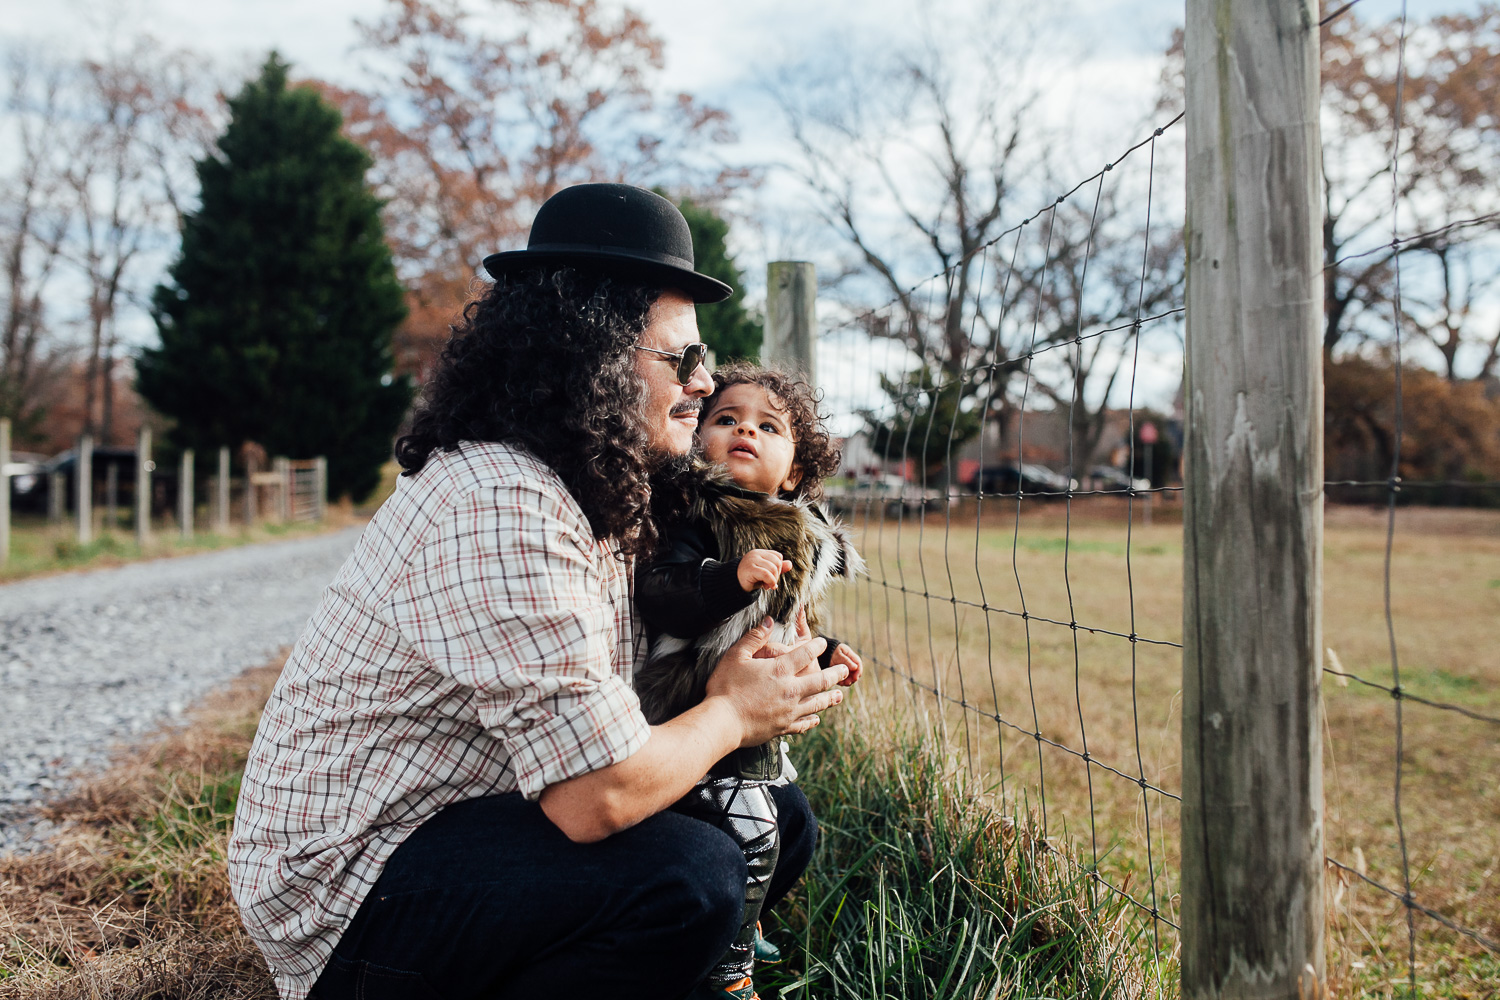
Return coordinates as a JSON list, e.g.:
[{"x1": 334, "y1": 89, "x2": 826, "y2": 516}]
[{"x1": 670, "y1": 400, "x2": 702, "y2": 417}]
